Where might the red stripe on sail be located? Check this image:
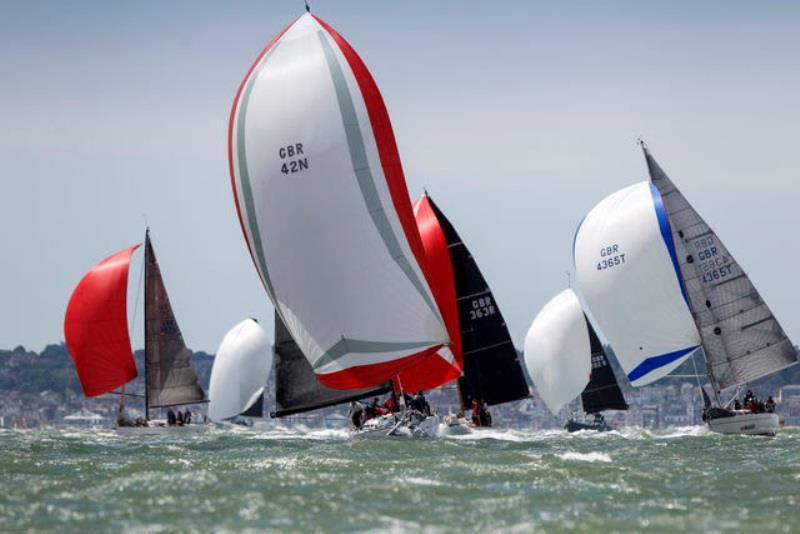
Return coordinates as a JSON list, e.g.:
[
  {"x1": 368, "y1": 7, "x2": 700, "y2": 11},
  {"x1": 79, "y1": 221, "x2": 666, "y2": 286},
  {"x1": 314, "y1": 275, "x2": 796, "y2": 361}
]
[
  {"x1": 316, "y1": 345, "x2": 445, "y2": 391},
  {"x1": 312, "y1": 15, "x2": 432, "y2": 290},
  {"x1": 313, "y1": 16, "x2": 461, "y2": 391},
  {"x1": 64, "y1": 244, "x2": 140, "y2": 397},
  {"x1": 227, "y1": 19, "x2": 294, "y2": 288},
  {"x1": 389, "y1": 195, "x2": 464, "y2": 391}
]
